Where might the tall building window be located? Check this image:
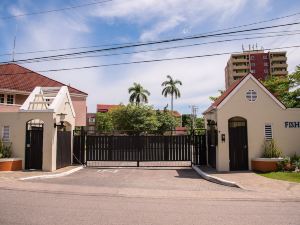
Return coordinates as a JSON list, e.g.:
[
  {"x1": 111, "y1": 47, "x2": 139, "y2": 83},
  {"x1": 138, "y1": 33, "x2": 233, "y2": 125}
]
[
  {"x1": 263, "y1": 55, "x2": 268, "y2": 59},
  {"x1": 264, "y1": 62, "x2": 268, "y2": 66},
  {"x1": 250, "y1": 55, "x2": 255, "y2": 60},
  {"x1": 2, "y1": 126, "x2": 10, "y2": 142},
  {"x1": 264, "y1": 124, "x2": 273, "y2": 140},
  {"x1": 89, "y1": 117, "x2": 95, "y2": 123},
  {"x1": 264, "y1": 69, "x2": 269, "y2": 73},
  {"x1": 0, "y1": 94, "x2": 4, "y2": 103},
  {"x1": 250, "y1": 69, "x2": 256, "y2": 73},
  {"x1": 251, "y1": 63, "x2": 255, "y2": 67},
  {"x1": 6, "y1": 95, "x2": 14, "y2": 104}
]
